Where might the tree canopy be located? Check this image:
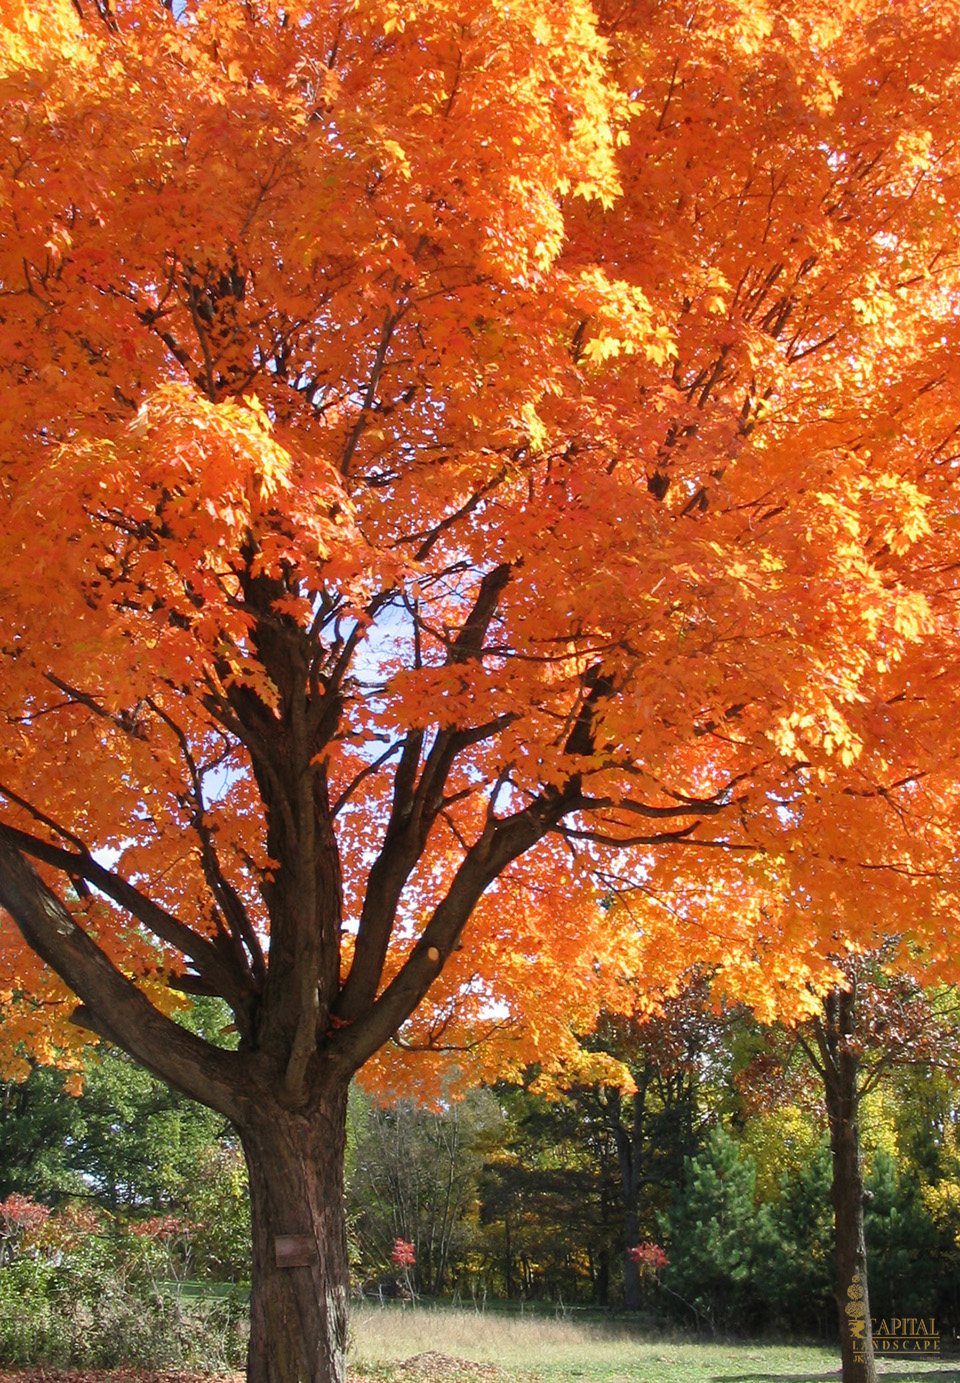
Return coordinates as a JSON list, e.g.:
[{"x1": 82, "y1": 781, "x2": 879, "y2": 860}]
[{"x1": 3, "y1": 0, "x2": 960, "y2": 1087}]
